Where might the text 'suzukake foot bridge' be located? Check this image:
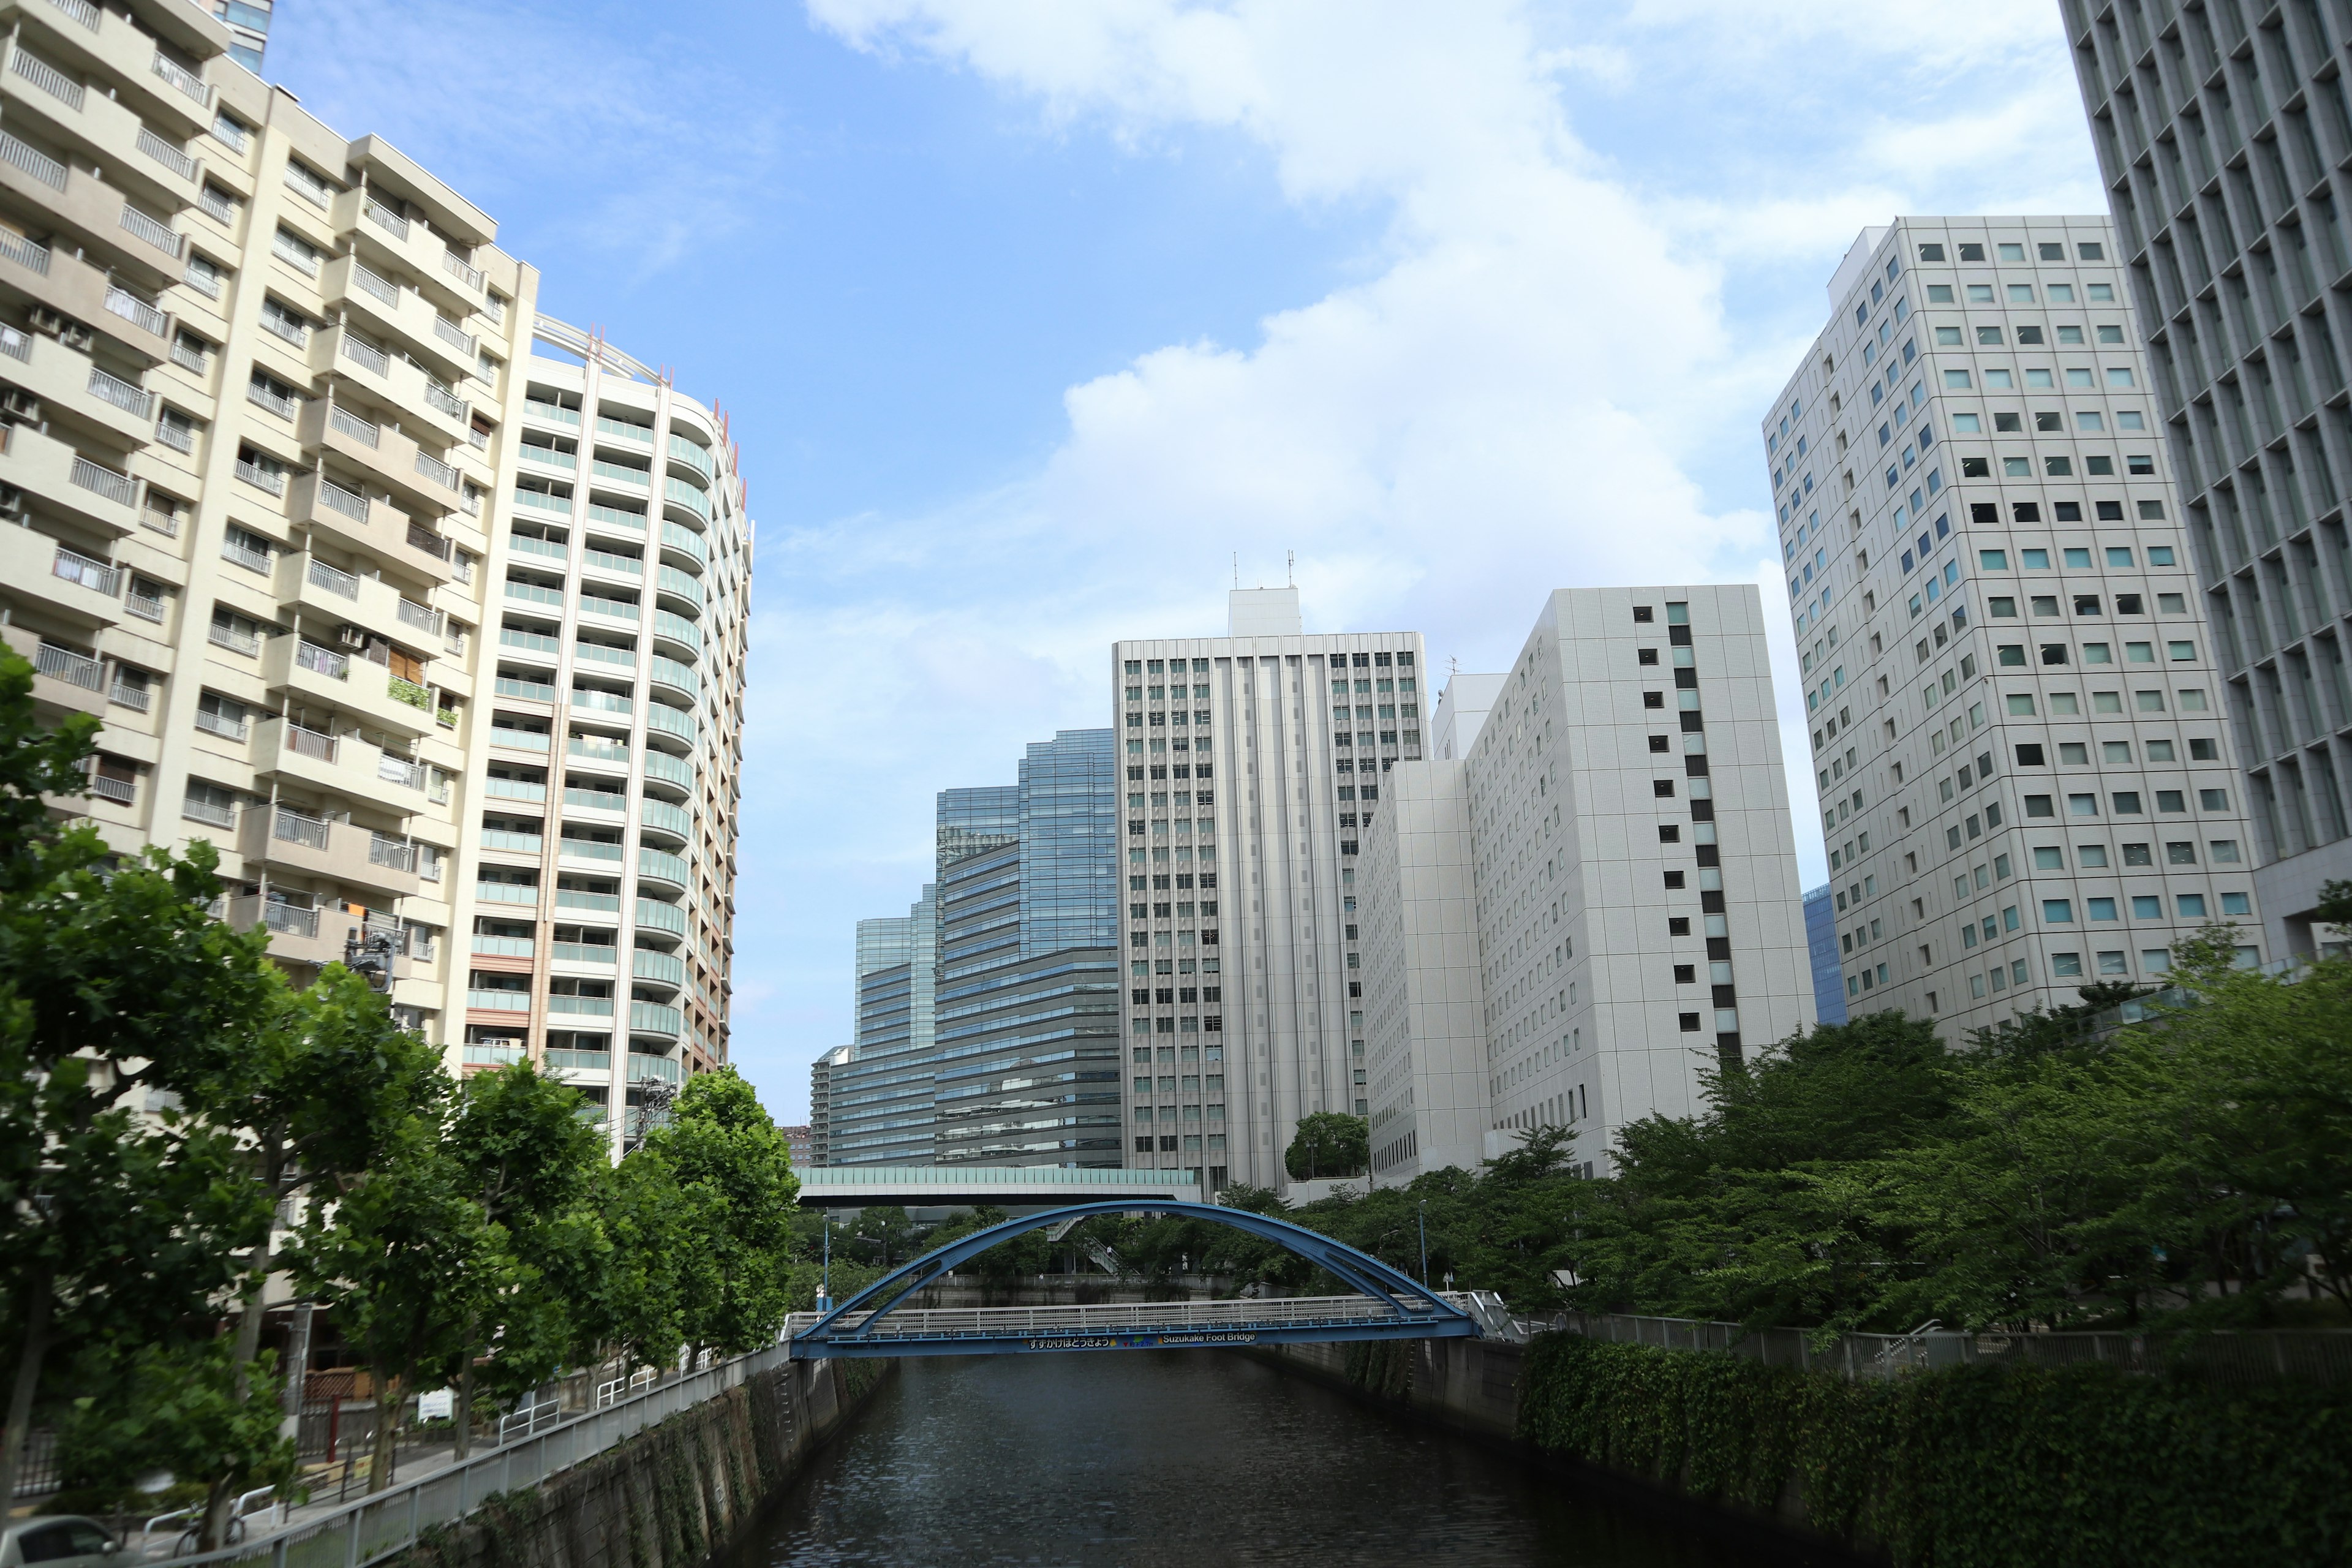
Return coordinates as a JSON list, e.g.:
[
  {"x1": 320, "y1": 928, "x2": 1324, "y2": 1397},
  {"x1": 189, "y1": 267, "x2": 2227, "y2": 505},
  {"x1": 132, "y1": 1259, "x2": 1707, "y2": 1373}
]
[{"x1": 786, "y1": 1200, "x2": 1510, "y2": 1359}]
